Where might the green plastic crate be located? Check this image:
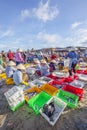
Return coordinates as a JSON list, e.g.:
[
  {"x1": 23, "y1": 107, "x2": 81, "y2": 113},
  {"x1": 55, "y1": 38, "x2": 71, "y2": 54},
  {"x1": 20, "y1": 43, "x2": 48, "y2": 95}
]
[
  {"x1": 56, "y1": 89, "x2": 79, "y2": 108},
  {"x1": 10, "y1": 100, "x2": 25, "y2": 111},
  {"x1": 28, "y1": 91, "x2": 51, "y2": 114}
]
